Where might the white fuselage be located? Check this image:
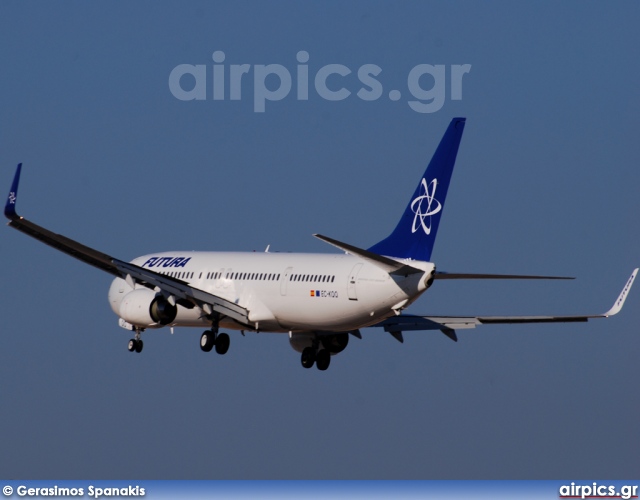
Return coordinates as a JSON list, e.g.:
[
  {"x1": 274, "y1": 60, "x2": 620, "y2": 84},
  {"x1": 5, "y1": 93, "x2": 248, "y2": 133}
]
[{"x1": 108, "y1": 251, "x2": 435, "y2": 333}]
